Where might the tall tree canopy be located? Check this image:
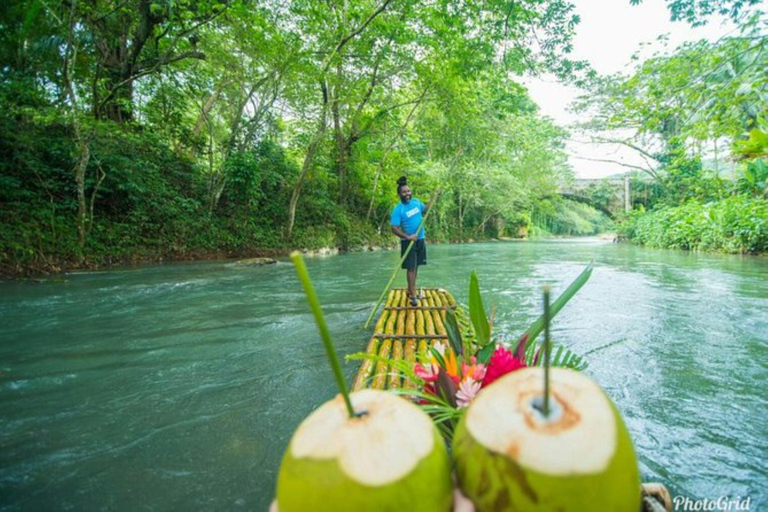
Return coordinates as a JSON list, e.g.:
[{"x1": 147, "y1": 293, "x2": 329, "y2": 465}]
[{"x1": 0, "y1": 0, "x2": 597, "y2": 274}]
